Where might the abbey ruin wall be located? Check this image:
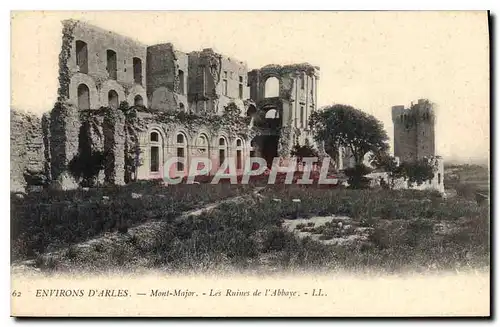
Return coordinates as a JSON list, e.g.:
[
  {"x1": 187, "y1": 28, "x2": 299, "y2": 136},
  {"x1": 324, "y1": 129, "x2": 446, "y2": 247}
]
[
  {"x1": 10, "y1": 110, "x2": 47, "y2": 193},
  {"x1": 10, "y1": 20, "x2": 322, "y2": 193}
]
